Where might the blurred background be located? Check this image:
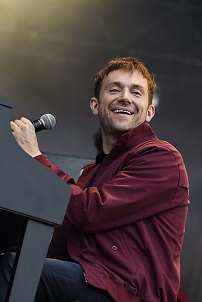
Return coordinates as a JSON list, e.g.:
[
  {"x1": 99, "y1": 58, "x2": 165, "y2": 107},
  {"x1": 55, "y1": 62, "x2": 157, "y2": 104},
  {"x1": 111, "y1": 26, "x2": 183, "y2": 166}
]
[{"x1": 0, "y1": 0, "x2": 201, "y2": 300}]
